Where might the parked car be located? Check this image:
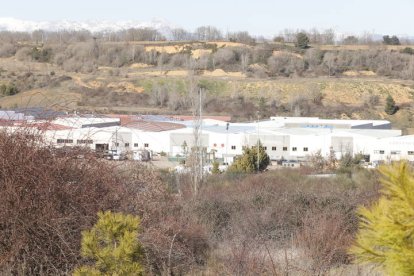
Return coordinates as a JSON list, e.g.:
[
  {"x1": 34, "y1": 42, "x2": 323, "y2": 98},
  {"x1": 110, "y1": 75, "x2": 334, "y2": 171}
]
[{"x1": 106, "y1": 149, "x2": 124, "y2": 161}]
